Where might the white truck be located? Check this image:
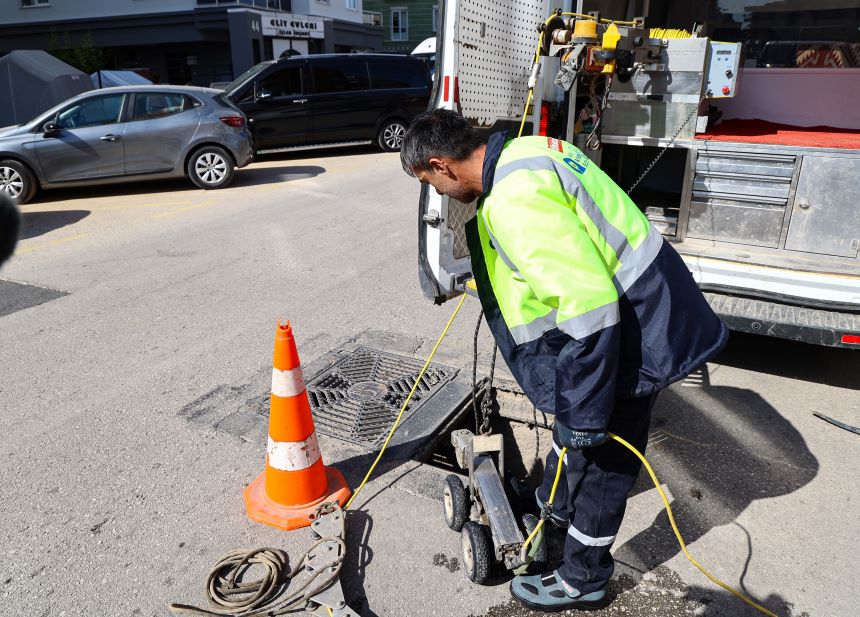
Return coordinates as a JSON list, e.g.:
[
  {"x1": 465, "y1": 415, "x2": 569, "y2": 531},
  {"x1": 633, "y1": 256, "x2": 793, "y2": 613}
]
[{"x1": 418, "y1": 0, "x2": 860, "y2": 349}]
